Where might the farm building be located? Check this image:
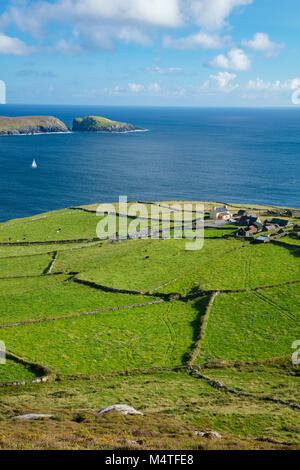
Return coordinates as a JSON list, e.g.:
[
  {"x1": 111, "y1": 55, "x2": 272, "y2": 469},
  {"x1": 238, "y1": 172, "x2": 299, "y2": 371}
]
[
  {"x1": 210, "y1": 205, "x2": 232, "y2": 220},
  {"x1": 270, "y1": 218, "x2": 291, "y2": 227},
  {"x1": 264, "y1": 224, "x2": 277, "y2": 232},
  {"x1": 253, "y1": 221, "x2": 263, "y2": 231},
  {"x1": 238, "y1": 213, "x2": 260, "y2": 226},
  {"x1": 237, "y1": 228, "x2": 255, "y2": 237},
  {"x1": 237, "y1": 210, "x2": 247, "y2": 216}
]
